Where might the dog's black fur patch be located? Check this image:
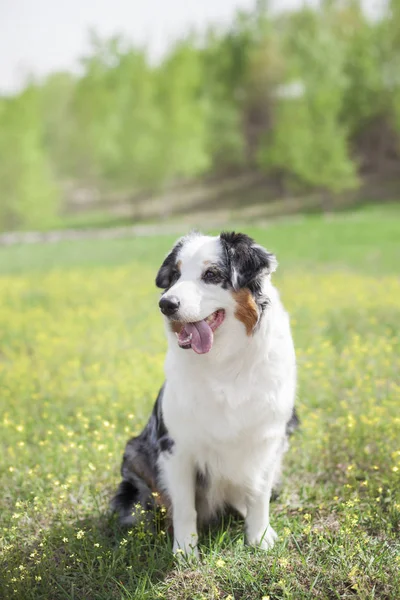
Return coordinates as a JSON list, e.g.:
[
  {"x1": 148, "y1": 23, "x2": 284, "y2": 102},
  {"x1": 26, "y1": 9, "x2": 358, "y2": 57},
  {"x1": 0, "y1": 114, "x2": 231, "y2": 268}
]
[
  {"x1": 112, "y1": 480, "x2": 140, "y2": 514},
  {"x1": 159, "y1": 435, "x2": 174, "y2": 453},
  {"x1": 220, "y1": 232, "x2": 276, "y2": 290},
  {"x1": 196, "y1": 468, "x2": 209, "y2": 488},
  {"x1": 219, "y1": 232, "x2": 276, "y2": 317},
  {"x1": 286, "y1": 407, "x2": 300, "y2": 436},
  {"x1": 155, "y1": 239, "x2": 185, "y2": 290},
  {"x1": 111, "y1": 385, "x2": 174, "y2": 523}
]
